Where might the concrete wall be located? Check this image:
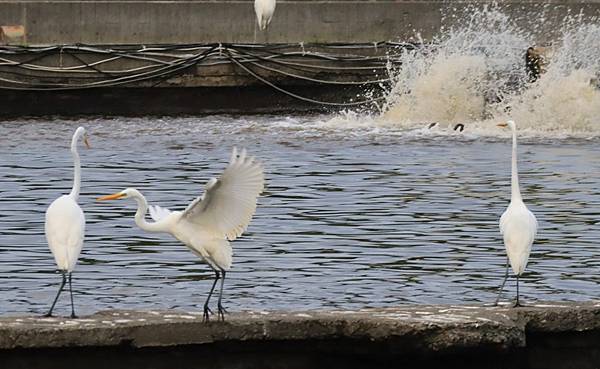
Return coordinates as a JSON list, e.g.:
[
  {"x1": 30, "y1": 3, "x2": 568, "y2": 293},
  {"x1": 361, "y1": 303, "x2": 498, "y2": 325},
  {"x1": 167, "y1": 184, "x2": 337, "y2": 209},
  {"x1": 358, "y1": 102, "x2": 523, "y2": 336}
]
[
  {"x1": 0, "y1": 43, "x2": 390, "y2": 116},
  {"x1": 0, "y1": 1, "x2": 599, "y2": 45},
  {"x1": 2, "y1": 303, "x2": 600, "y2": 369}
]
